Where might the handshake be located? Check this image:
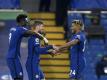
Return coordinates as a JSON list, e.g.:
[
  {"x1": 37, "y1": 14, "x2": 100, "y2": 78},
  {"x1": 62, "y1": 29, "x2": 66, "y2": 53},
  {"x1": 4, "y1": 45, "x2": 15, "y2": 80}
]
[
  {"x1": 39, "y1": 34, "x2": 62, "y2": 57},
  {"x1": 48, "y1": 45, "x2": 61, "y2": 57}
]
